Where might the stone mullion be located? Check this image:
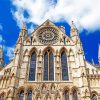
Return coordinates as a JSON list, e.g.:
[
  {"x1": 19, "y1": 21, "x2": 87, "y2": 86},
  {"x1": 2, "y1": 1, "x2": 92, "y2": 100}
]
[
  {"x1": 4, "y1": 78, "x2": 7, "y2": 88},
  {"x1": 2, "y1": 78, "x2": 4, "y2": 88},
  {"x1": 2, "y1": 78, "x2": 5, "y2": 88},
  {"x1": 0, "y1": 79, "x2": 3, "y2": 88},
  {"x1": 6, "y1": 77, "x2": 10, "y2": 88},
  {"x1": 37, "y1": 53, "x2": 43, "y2": 82},
  {"x1": 22, "y1": 54, "x2": 30, "y2": 82},
  {"x1": 61, "y1": 92, "x2": 64, "y2": 100},
  {"x1": 26, "y1": 55, "x2": 30, "y2": 81},
  {"x1": 78, "y1": 92, "x2": 81, "y2": 100},
  {"x1": 54, "y1": 55, "x2": 56, "y2": 81},
  {"x1": 24, "y1": 88, "x2": 27, "y2": 100},
  {"x1": 68, "y1": 55, "x2": 73, "y2": 81},
  {"x1": 55, "y1": 54, "x2": 60, "y2": 81}
]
